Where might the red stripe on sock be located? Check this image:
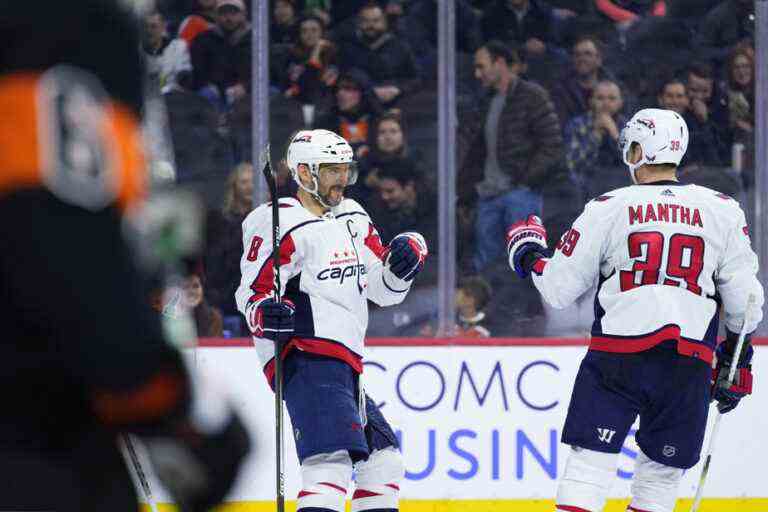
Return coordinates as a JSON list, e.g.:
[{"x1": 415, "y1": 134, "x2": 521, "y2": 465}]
[
  {"x1": 385, "y1": 483, "x2": 400, "y2": 491},
  {"x1": 319, "y1": 482, "x2": 347, "y2": 494},
  {"x1": 353, "y1": 489, "x2": 383, "y2": 499},
  {"x1": 556, "y1": 506, "x2": 592, "y2": 512}
]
